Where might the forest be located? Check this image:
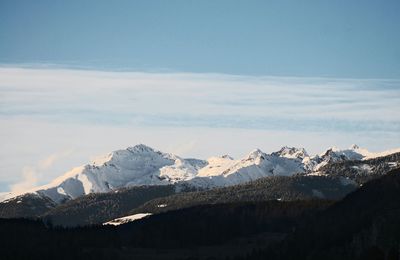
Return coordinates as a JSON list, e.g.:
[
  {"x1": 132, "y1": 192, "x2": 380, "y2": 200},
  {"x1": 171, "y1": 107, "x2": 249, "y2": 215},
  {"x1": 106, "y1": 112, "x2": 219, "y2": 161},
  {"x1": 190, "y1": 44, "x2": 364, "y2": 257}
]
[{"x1": 1, "y1": 168, "x2": 399, "y2": 260}]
